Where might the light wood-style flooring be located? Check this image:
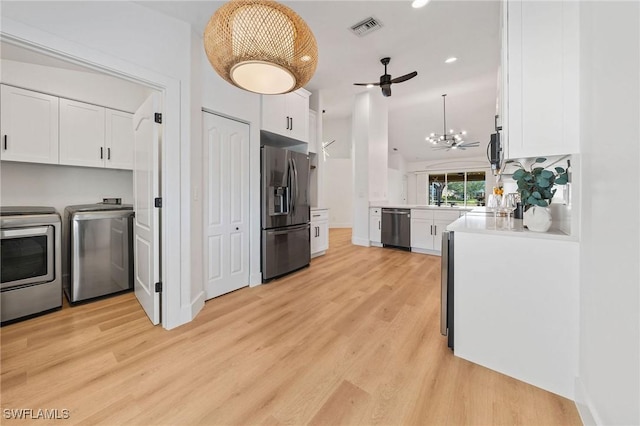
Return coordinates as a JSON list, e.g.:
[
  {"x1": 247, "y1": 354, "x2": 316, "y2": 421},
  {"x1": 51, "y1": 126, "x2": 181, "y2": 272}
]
[{"x1": 1, "y1": 228, "x2": 581, "y2": 425}]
